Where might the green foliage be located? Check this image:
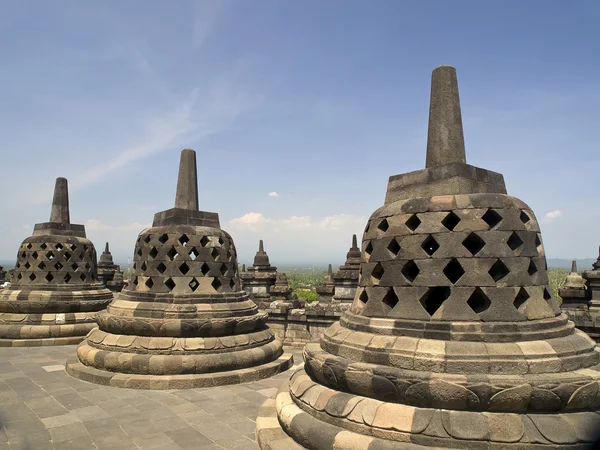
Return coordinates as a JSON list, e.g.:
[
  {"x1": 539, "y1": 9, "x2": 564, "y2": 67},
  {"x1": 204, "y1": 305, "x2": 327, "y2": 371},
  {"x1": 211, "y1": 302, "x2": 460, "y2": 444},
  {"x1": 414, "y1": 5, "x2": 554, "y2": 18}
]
[
  {"x1": 548, "y1": 268, "x2": 569, "y2": 306},
  {"x1": 281, "y1": 267, "x2": 328, "y2": 290},
  {"x1": 294, "y1": 289, "x2": 320, "y2": 303}
]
